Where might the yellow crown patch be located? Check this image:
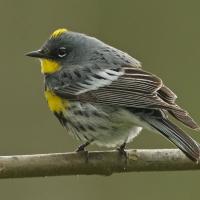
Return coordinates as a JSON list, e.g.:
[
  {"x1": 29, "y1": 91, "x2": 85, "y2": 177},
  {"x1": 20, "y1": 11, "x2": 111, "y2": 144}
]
[{"x1": 51, "y1": 28, "x2": 68, "y2": 38}]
